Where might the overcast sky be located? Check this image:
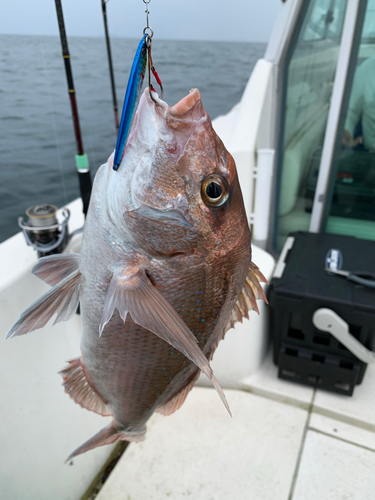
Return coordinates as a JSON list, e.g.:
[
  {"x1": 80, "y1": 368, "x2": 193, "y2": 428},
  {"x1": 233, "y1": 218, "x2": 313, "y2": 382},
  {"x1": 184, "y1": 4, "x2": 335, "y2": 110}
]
[{"x1": 0, "y1": 0, "x2": 281, "y2": 42}]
